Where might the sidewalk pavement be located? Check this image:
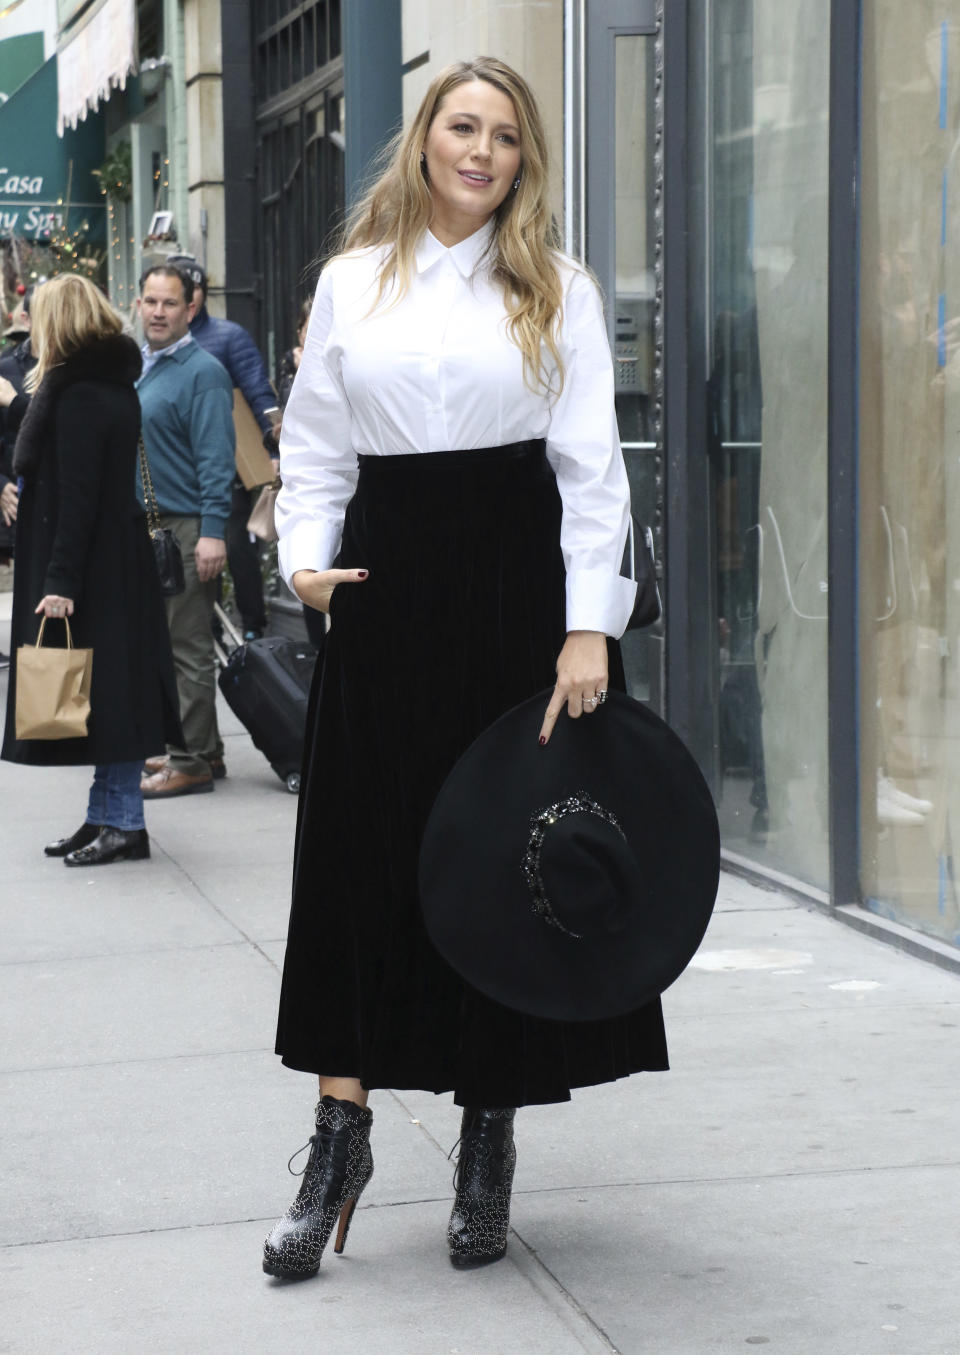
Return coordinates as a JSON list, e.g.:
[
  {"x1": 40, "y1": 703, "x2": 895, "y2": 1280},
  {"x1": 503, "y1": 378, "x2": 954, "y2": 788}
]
[{"x1": 2, "y1": 593, "x2": 960, "y2": 1354}]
